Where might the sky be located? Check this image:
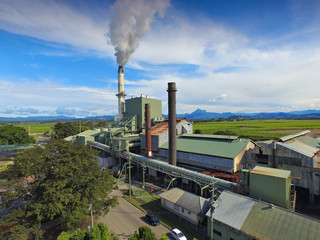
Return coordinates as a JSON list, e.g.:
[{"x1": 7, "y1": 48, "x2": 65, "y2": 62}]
[{"x1": 0, "y1": 0, "x2": 320, "y2": 118}]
